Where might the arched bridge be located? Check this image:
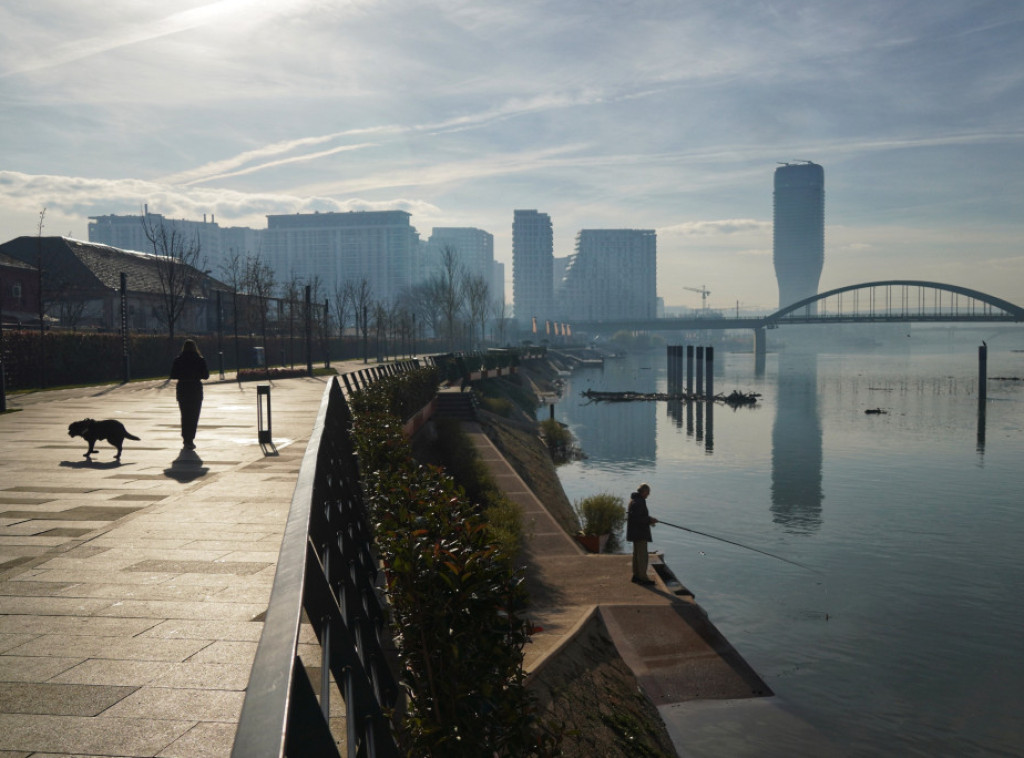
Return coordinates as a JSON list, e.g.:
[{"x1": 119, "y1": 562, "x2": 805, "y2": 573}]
[
  {"x1": 572, "y1": 280, "x2": 1024, "y2": 333},
  {"x1": 767, "y1": 280, "x2": 1024, "y2": 325}
]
